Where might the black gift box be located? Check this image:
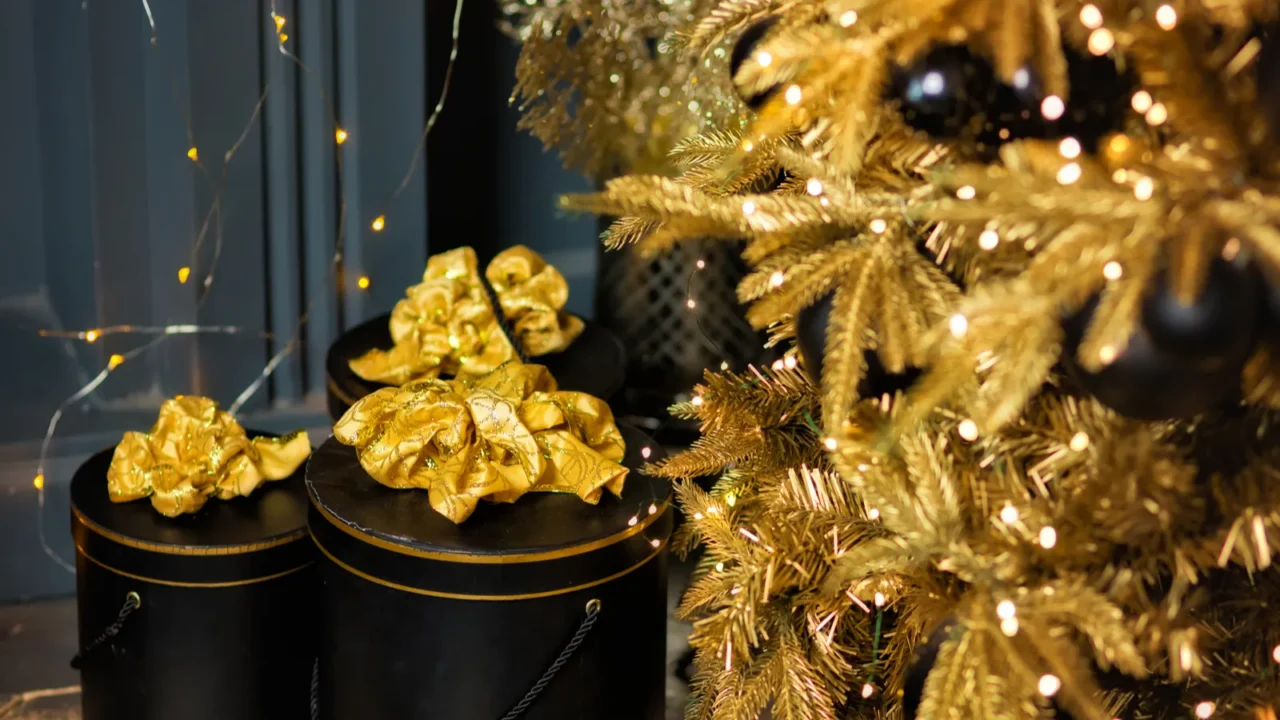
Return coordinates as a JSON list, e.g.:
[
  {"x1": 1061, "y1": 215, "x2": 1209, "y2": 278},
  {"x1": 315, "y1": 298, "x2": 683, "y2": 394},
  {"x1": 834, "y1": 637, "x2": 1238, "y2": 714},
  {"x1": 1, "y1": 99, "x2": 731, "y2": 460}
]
[
  {"x1": 69, "y1": 441, "x2": 317, "y2": 720},
  {"x1": 306, "y1": 425, "x2": 671, "y2": 720},
  {"x1": 325, "y1": 312, "x2": 627, "y2": 422}
]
